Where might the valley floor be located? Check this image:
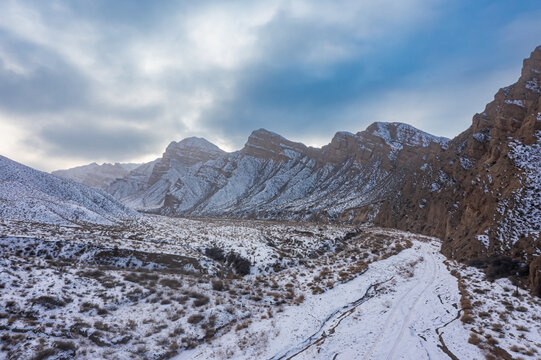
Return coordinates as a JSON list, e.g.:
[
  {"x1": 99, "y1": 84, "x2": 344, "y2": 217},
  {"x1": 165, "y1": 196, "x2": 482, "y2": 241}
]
[
  {"x1": 177, "y1": 239, "x2": 483, "y2": 360},
  {"x1": 0, "y1": 216, "x2": 539, "y2": 359}
]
